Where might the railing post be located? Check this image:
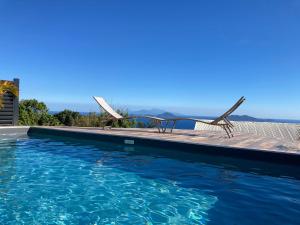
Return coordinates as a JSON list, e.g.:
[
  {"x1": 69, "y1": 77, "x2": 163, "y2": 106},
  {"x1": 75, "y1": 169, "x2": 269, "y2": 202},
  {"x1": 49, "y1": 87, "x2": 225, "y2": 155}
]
[{"x1": 12, "y1": 78, "x2": 19, "y2": 126}]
